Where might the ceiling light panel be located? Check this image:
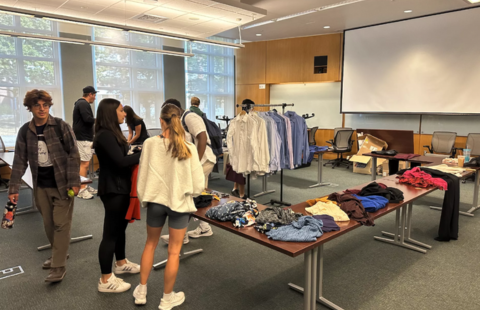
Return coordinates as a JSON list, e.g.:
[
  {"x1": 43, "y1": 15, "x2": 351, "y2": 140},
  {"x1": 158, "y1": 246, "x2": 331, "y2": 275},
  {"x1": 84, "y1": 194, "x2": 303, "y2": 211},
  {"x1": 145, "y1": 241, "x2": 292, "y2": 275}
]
[
  {"x1": 110, "y1": 1, "x2": 153, "y2": 14},
  {"x1": 145, "y1": 7, "x2": 186, "y2": 19},
  {"x1": 59, "y1": 1, "x2": 107, "y2": 14},
  {"x1": 163, "y1": 0, "x2": 212, "y2": 12},
  {"x1": 276, "y1": 9, "x2": 317, "y2": 22}
]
